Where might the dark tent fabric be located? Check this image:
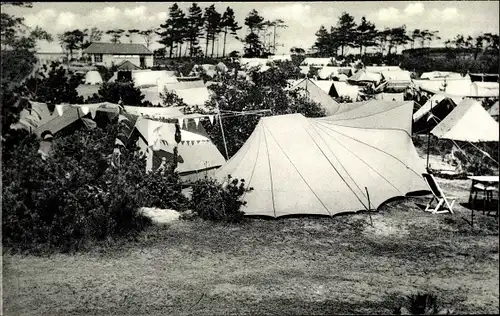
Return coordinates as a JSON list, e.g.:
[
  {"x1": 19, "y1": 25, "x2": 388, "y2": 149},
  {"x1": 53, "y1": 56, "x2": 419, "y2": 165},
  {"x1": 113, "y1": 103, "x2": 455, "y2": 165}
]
[{"x1": 412, "y1": 97, "x2": 460, "y2": 135}]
